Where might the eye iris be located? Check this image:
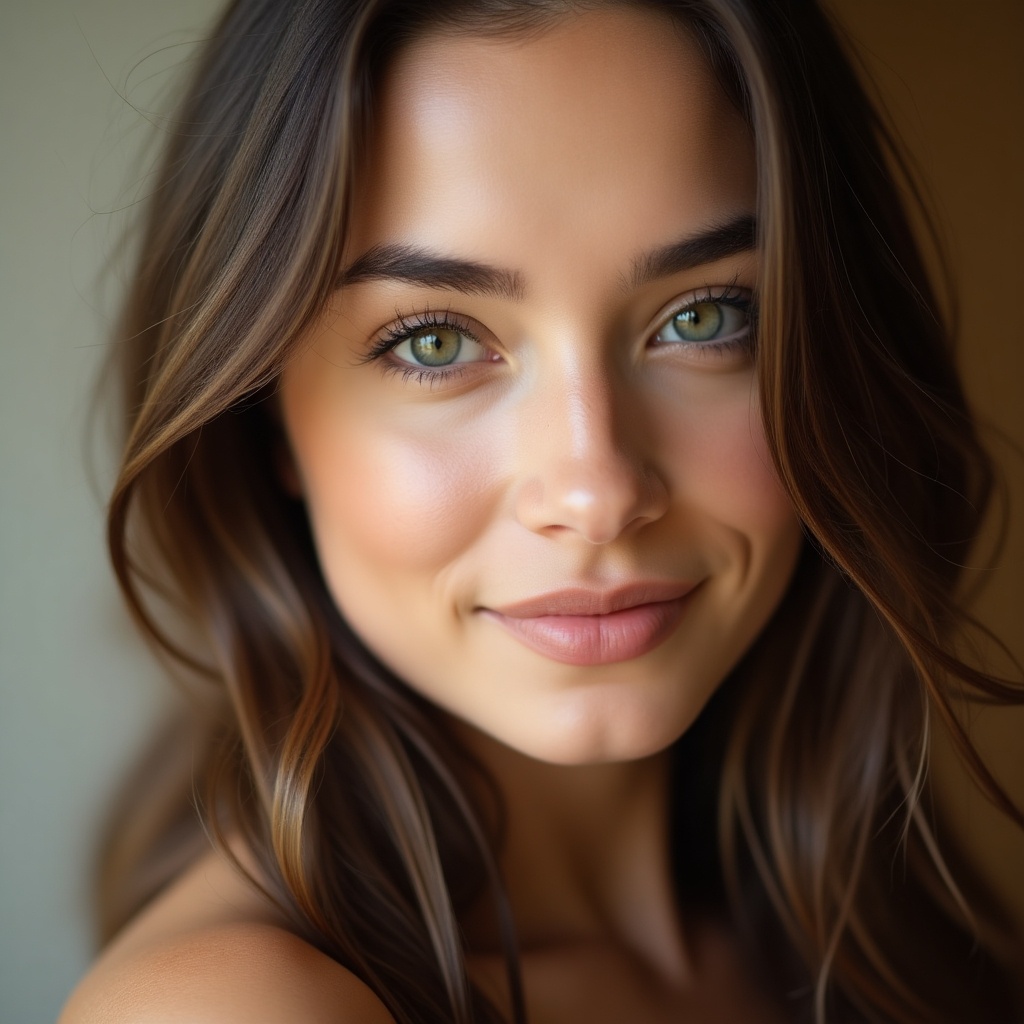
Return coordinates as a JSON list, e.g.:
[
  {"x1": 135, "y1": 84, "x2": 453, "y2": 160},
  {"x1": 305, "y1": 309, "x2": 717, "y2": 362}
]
[
  {"x1": 410, "y1": 328, "x2": 462, "y2": 366},
  {"x1": 672, "y1": 302, "x2": 723, "y2": 341}
]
